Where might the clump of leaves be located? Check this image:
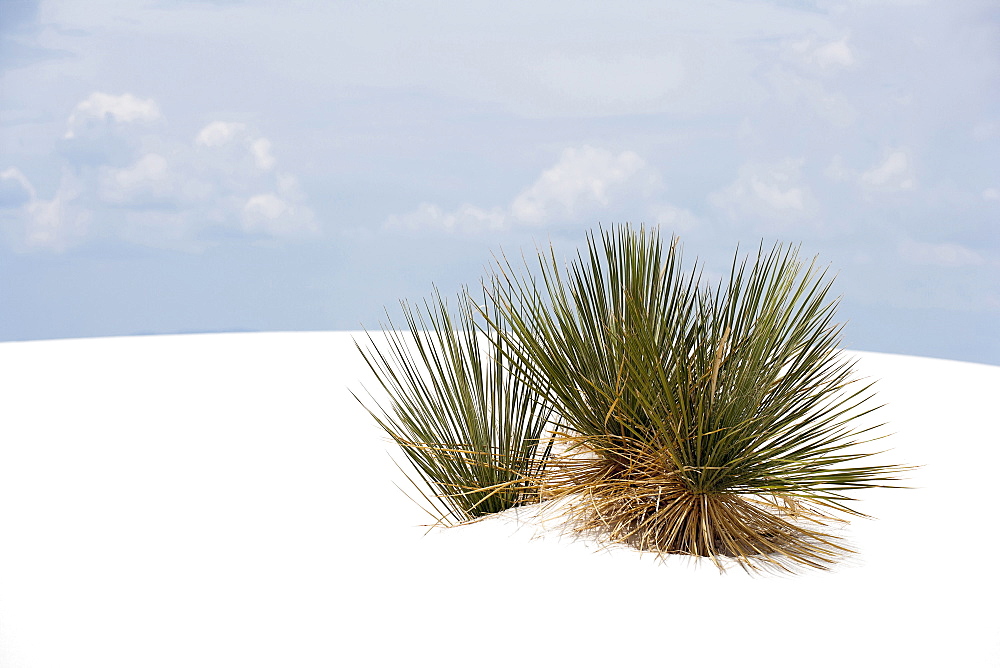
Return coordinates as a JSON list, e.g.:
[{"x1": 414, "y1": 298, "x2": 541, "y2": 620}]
[
  {"x1": 354, "y1": 287, "x2": 553, "y2": 526},
  {"x1": 358, "y1": 224, "x2": 912, "y2": 571}
]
